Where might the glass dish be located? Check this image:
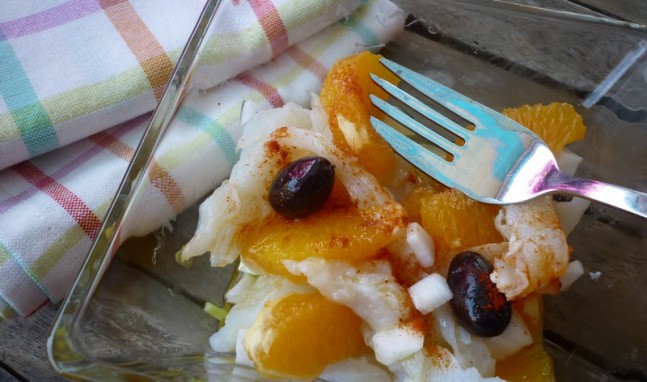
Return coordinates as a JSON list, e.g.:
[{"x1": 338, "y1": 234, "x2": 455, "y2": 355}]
[{"x1": 48, "y1": 0, "x2": 647, "y2": 380}]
